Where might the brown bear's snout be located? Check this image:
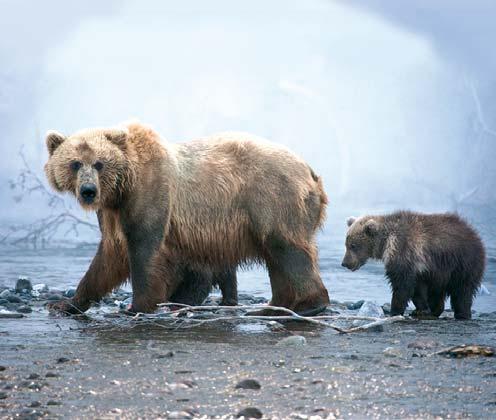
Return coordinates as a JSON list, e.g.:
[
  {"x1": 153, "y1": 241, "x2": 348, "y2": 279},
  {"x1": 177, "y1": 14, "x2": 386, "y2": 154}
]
[{"x1": 80, "y1": 183, "x2": 98, "y2": 204}]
